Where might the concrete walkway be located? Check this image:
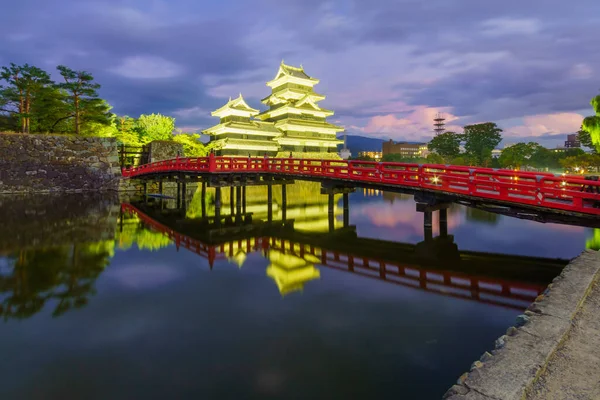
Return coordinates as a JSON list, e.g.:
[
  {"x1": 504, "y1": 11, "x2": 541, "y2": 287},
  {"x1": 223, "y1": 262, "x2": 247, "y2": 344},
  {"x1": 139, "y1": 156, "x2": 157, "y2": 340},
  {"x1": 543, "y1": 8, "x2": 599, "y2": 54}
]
[
  {"x1": 527, "y1": 278, "x2": 600, "y2": 400},
  {"x1": 444, "y1": 250, "x2": 600, "y2": 400}
]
